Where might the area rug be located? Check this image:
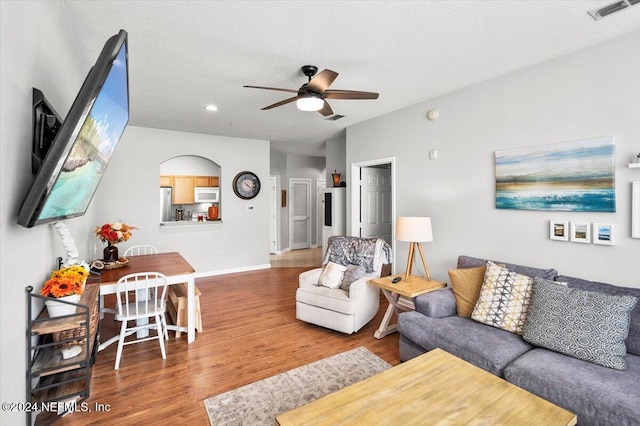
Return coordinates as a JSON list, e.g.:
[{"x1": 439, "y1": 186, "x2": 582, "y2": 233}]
[{"x1": 203, "y1": 347, "x2": 391, "y2": 425}]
